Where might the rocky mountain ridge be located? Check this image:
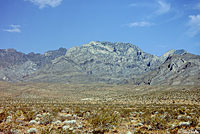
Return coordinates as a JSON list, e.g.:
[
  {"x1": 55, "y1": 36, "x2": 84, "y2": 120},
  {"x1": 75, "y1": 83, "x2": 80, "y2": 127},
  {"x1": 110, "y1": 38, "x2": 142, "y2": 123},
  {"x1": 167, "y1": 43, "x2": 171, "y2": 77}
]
[{"x1": 0, "y1": 41, "x2": 199, "y2": 85}]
